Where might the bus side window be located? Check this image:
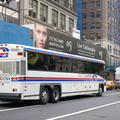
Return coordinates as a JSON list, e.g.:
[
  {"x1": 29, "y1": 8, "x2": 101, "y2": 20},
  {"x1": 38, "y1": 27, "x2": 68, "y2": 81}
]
[{"x1": 28, "y1": 52, "x2": 39, "y2": 69}]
